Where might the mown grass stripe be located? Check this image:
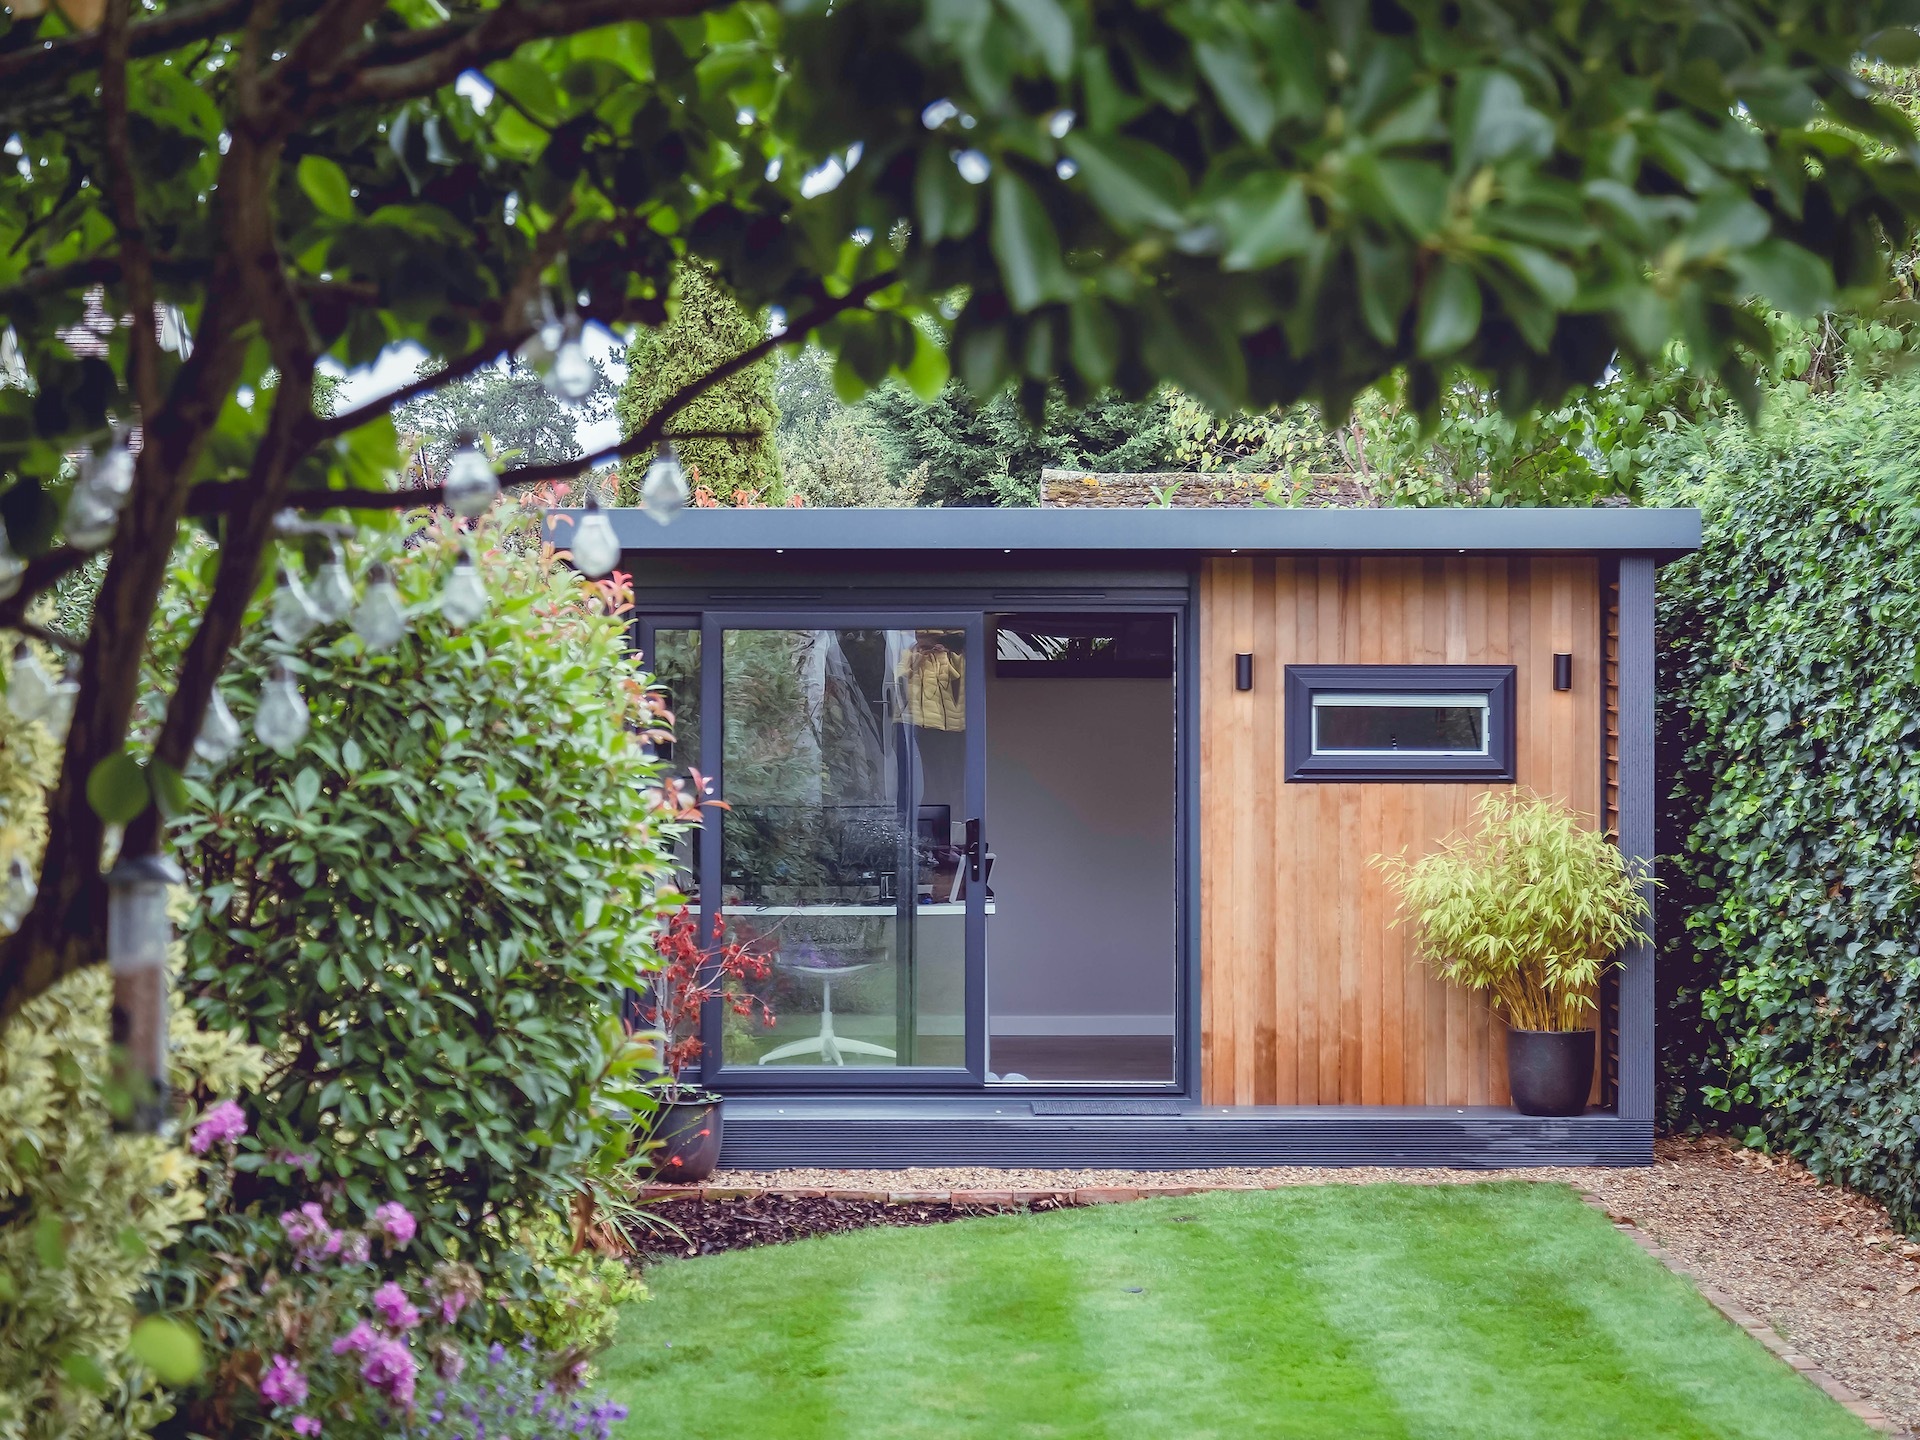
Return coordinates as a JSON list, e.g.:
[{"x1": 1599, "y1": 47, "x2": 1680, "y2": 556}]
[{"x1": 1052, "y1": 1195, "x2": 1420, "y2": 1440}]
